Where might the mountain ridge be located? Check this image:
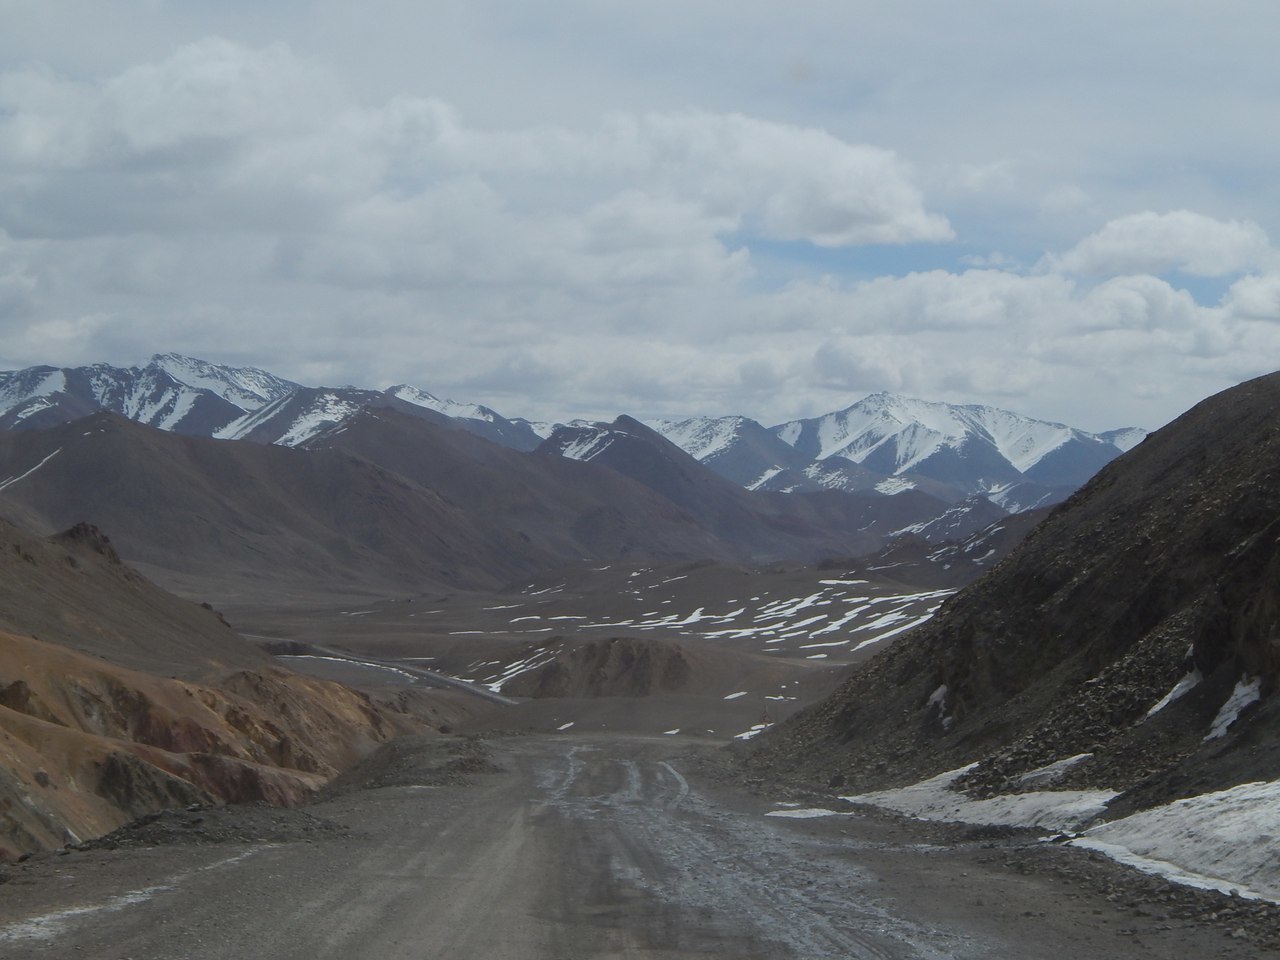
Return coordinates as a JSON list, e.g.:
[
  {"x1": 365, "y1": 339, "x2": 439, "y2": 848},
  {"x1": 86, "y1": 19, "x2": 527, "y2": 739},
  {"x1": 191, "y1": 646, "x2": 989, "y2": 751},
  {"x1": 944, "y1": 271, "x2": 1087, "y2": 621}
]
[{"x1": 0, "y1": 354, "x2": 1143, "y2": 512}]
